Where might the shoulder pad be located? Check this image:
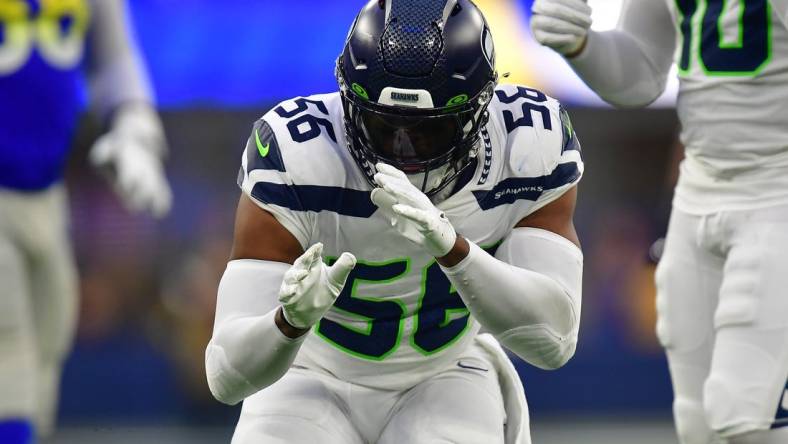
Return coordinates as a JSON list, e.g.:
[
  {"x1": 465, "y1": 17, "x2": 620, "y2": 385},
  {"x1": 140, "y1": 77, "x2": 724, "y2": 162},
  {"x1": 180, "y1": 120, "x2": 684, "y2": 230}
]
[
  {"x1": 241, "y1": 94, "x2": 343, "y2": 183},
  {"x1": 238, "y1": 94, "x2": 376, "y2": 218},
  {"x1": 490, "y1": 84, "x2": 582, "y2": 176},
  {"x1": 478, "y1": 84, "x2": 583, "y2": 212}
]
